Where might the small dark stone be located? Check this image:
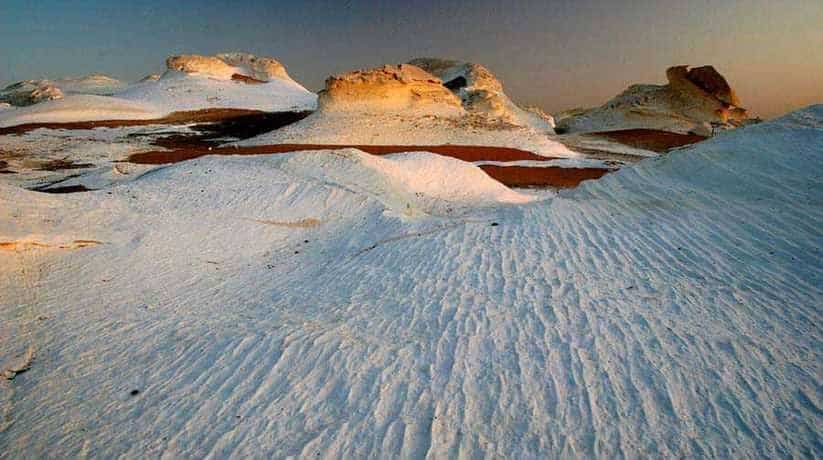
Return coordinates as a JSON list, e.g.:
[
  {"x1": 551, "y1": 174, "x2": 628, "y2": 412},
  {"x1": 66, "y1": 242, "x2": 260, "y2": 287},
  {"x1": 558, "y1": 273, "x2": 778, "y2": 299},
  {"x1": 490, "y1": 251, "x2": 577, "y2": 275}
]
[
  {"x1": 490, "y1": 222, "x2": 499, "y2": 227},
  {"x1": 294, "y1": 251, "x2": 300, "y2": 254},
  {"x1": 130, "y1": 389, "x2": 140, "y2": 396},
  {"x1": 303, "y1": 240, "x2": 309, "y2": 244}
]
